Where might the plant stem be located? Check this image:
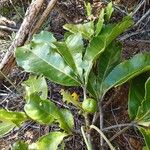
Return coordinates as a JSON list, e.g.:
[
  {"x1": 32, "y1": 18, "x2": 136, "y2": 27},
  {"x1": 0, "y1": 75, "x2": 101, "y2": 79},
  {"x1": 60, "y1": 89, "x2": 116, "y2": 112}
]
[
  {"x1": 99, "y1": 94, "x2": 105, "y2": 148},
  {"x1": 99, "y1": 101, "x2": 104, "y2": 148},
  {"x1": 82, "y1": 86, "x2": 93, "y2": 150},
  {"x1": 81, "y1": 126, "x2": 92, "y2": 150},
  {"x1": 90, "y1": 125, "x2": 115, "y2": 150}
]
